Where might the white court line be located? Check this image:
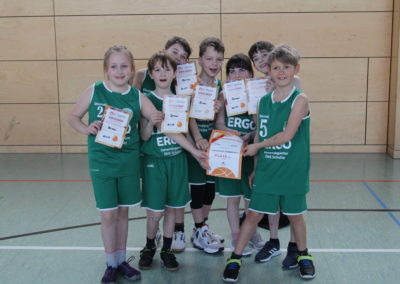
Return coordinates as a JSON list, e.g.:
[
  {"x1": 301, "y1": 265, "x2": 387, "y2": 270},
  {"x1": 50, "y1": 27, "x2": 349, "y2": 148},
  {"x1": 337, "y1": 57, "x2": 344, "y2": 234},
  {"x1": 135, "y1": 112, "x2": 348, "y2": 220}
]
[{"x1": 1, "y1": 246, "x2": 400, "y2": 253}]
